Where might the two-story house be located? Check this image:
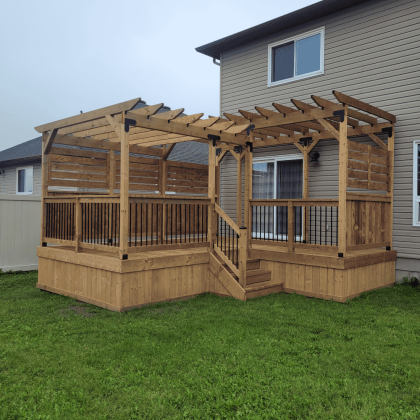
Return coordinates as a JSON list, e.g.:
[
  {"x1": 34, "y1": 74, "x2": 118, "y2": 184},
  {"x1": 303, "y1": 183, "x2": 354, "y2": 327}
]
[{"x1": 196, "y1": 0, "x2": 420, "y2": 282}]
